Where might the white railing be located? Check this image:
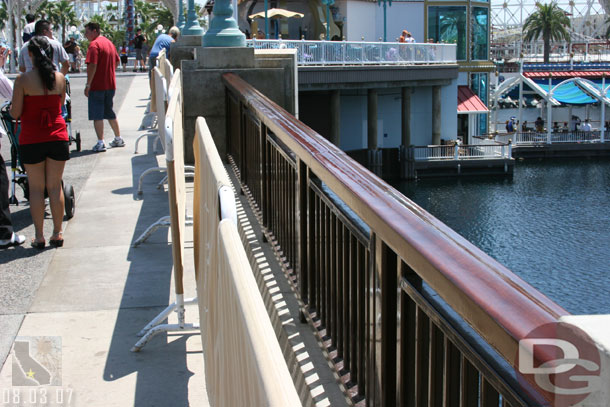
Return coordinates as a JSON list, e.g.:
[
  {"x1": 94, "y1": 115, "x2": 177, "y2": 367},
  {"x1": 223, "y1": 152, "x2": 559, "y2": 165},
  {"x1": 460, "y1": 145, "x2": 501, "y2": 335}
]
[
  {"x1": 246, "y1": 39, "x2": 457, "y2": 66},
  {"x1": 413, "y1": 144, "x2": 511, "y2": 161},
  {"x1": 511, "y1": 131, "x2": 604, "y2": 145}
]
